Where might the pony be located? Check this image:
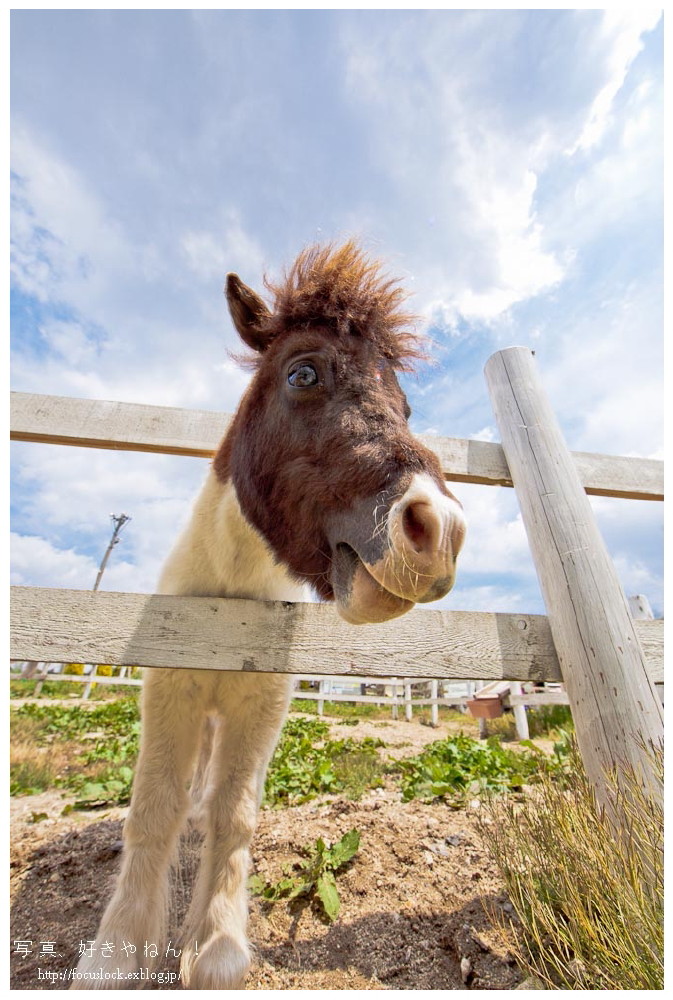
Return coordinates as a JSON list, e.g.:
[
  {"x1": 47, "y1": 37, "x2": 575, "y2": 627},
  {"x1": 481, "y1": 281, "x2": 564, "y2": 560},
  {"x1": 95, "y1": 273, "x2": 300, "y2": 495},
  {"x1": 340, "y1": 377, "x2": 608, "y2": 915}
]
[{"x1": 74, "y1": 242, "x2": 466, "y2": 989}]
